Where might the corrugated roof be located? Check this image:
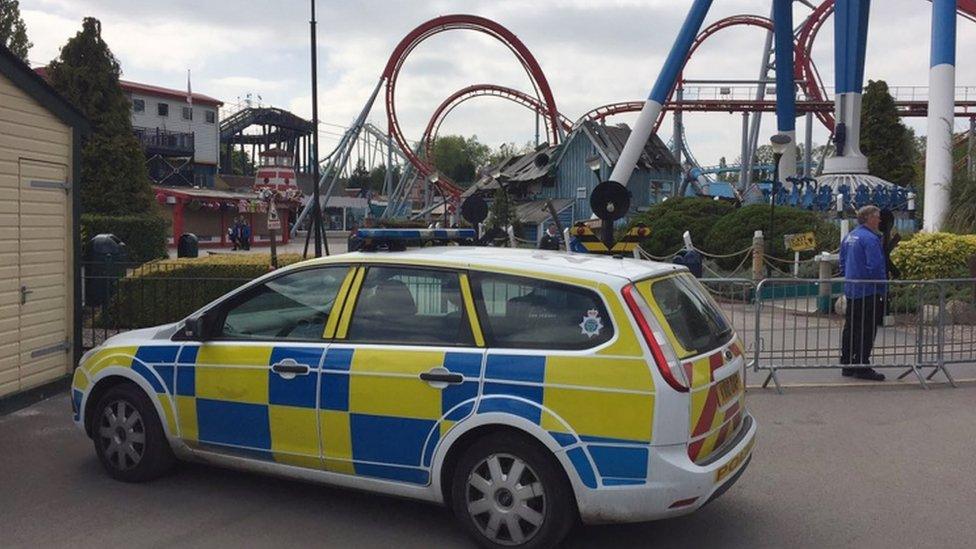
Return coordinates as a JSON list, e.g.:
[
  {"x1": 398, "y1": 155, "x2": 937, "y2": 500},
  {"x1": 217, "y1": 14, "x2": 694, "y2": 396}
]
[
  {"x1": 515, "y1": 198, "x2": 573, "y2": 225},
  {"x1": 579, "y1": 121, "x2": 678, "y2": 172}
]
